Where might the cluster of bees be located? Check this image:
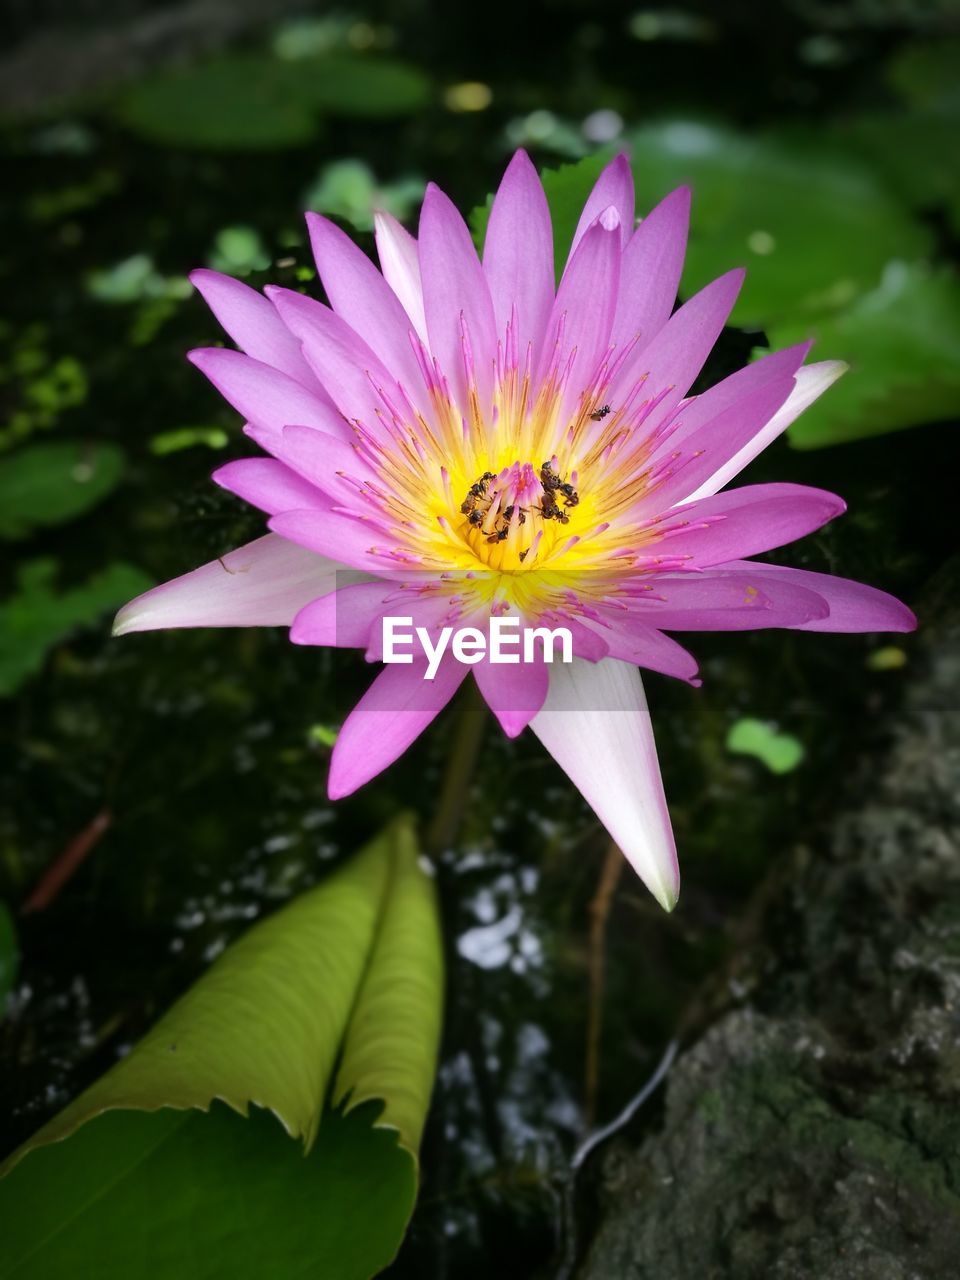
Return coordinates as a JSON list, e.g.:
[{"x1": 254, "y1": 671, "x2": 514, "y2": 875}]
[
  {"x1": 454, "y1": 404, "x2": 608, "y2": 560},
  {"x1": 459, "y1": 461, "x2": 580, "y2": 549},
  {"x1": 460, "y1": 472, "x2": 499, "y2": 536},
  {"x1": 538, "y1": 461, "x2": 579, "y2": 523}
]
